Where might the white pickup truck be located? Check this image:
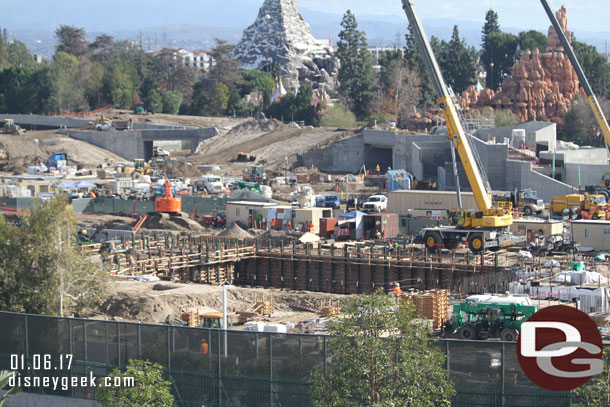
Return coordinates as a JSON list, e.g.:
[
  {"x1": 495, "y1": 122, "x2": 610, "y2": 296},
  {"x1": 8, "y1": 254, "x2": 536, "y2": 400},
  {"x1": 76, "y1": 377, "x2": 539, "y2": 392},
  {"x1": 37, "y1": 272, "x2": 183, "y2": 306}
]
[
  {"x1": 200, "y1": 175, "x2": 224, "y2": 194},
  {"x1": 362, "y1": 195, "x2": 387, "y2": 212}
]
